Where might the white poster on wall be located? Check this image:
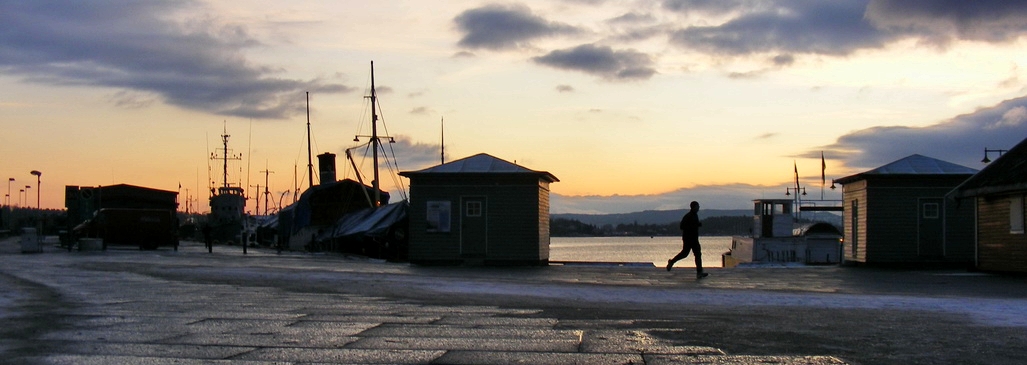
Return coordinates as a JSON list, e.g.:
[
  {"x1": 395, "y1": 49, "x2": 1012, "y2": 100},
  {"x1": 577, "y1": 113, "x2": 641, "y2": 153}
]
[{"x1": 426, "y1": 201, "x2": 451, "y2": 232}]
